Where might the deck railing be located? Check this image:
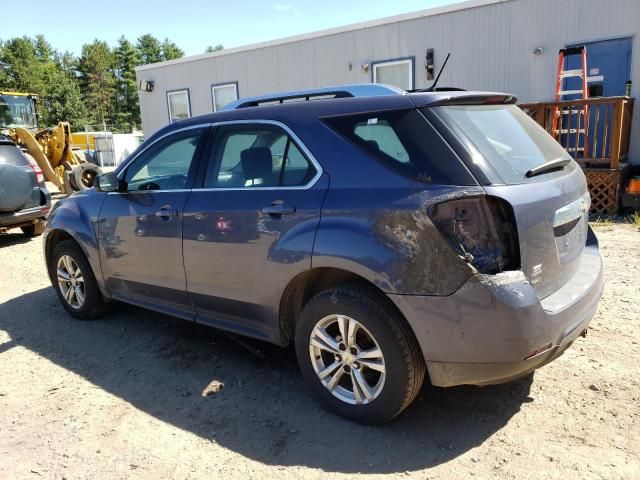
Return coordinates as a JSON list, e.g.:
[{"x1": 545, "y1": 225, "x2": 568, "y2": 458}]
[{"x1": 519, "y1": 96, "x2": 634, "y2": 169}]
